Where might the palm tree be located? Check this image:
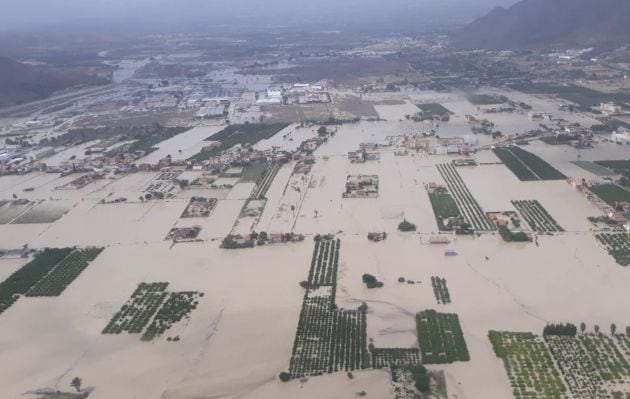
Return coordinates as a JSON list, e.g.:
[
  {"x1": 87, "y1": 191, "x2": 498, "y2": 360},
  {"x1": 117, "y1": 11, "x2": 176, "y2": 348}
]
[{"x1": 70, "y1": 377, "x2": 82, "y2": 392}]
